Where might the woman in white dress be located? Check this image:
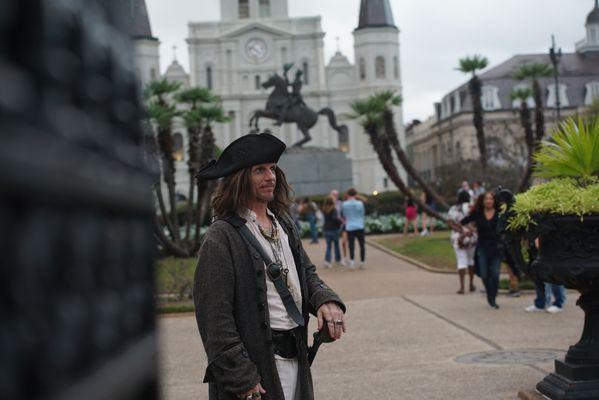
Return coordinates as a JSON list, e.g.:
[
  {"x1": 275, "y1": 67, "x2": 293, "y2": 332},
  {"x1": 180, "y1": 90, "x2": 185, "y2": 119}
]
[{"x1": 448, "y1": 191, "x2": 477, "y2": 294}]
